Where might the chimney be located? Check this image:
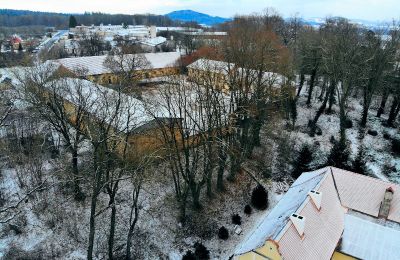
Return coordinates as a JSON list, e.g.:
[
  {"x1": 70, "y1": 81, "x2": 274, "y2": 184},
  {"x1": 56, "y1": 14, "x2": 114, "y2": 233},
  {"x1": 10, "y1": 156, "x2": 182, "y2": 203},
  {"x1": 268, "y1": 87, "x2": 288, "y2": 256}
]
[
  {"x1": 308, "y1": 190, "x2": 322, "y2": 210},
  {"x1": 290, "y1": 213, "x2": 305, "y2": 237},
  {"x1": 379, "y1": 187, "x2": 394, "y2": 218}
]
